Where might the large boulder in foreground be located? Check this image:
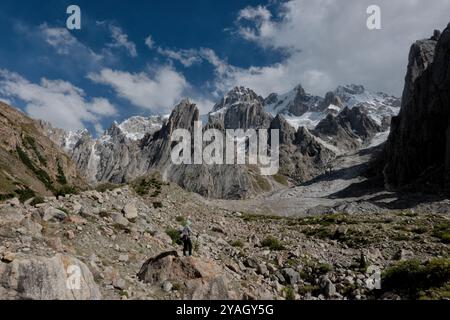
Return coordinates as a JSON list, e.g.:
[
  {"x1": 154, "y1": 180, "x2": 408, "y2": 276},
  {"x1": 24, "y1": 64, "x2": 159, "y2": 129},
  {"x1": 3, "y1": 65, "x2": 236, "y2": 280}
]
[
  {"x1": 0, "y1": 254, "x2": 101, "y2": 300},
  {"x1": 137, "y1": 251, "x2": 231, "y2": 300}
]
